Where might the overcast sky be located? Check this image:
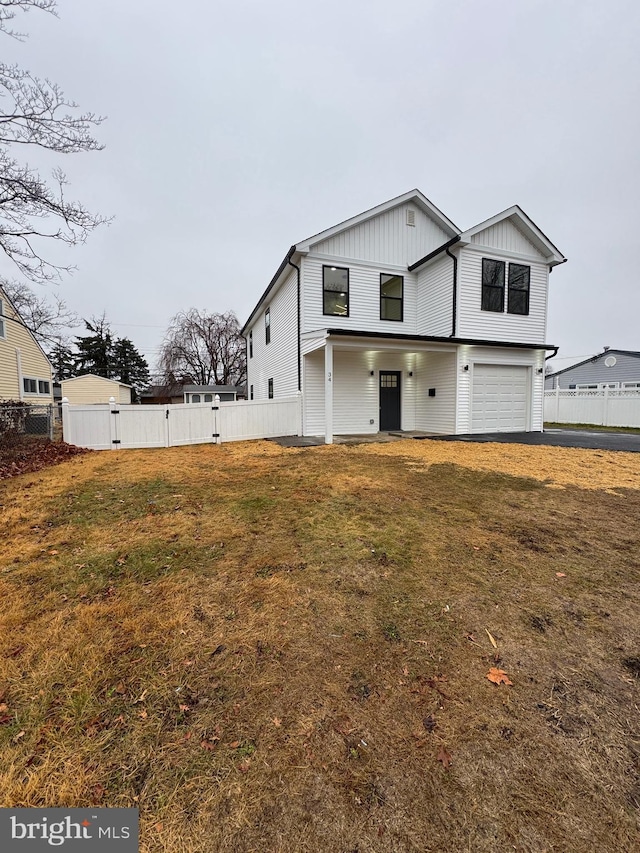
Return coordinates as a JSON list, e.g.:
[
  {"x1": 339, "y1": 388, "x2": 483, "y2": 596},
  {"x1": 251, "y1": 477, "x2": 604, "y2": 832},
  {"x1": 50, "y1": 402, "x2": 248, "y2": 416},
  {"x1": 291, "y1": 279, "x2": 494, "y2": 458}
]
[{"x1": 4, "y1": 0, "x2": 640, "y2": 373}]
